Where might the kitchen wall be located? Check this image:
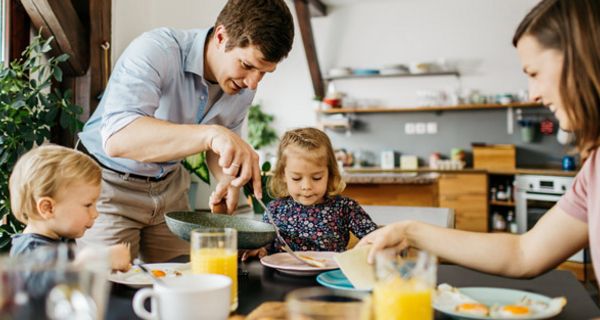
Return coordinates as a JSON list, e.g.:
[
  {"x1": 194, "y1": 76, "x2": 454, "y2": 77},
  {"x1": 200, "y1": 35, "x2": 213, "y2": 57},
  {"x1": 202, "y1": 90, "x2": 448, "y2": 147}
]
[{"x1": 112, "y1": 0, "x2": 565, "y2": 169}]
